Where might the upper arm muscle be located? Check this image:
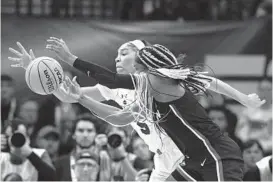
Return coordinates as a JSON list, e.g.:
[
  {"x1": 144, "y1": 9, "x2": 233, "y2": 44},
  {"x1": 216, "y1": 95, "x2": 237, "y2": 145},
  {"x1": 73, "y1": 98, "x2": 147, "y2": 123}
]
[{"x1": 147, "y1": 74, "x2": 185, "y2": 102}]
